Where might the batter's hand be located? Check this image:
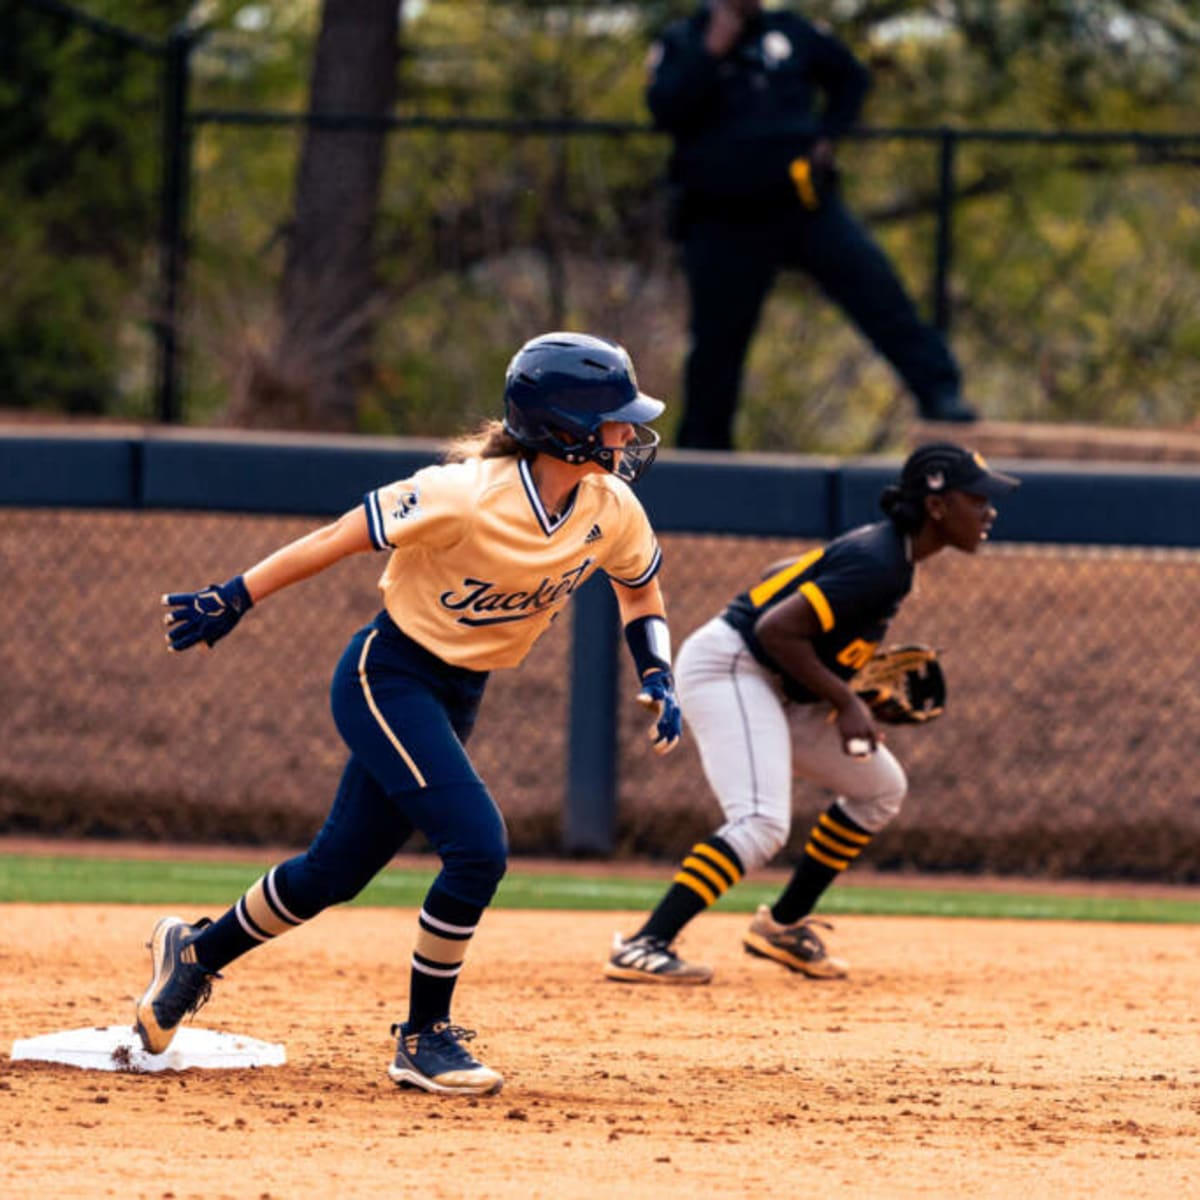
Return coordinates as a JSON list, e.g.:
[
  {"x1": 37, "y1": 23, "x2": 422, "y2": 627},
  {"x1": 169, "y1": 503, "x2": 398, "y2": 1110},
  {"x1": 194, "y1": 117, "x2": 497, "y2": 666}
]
[
  {"x1": 636, "y1": 669, "x2": 682, "y2": 756},
  {"x1": 162, "y1": 575, "x2": 253, "y2": 651}
]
